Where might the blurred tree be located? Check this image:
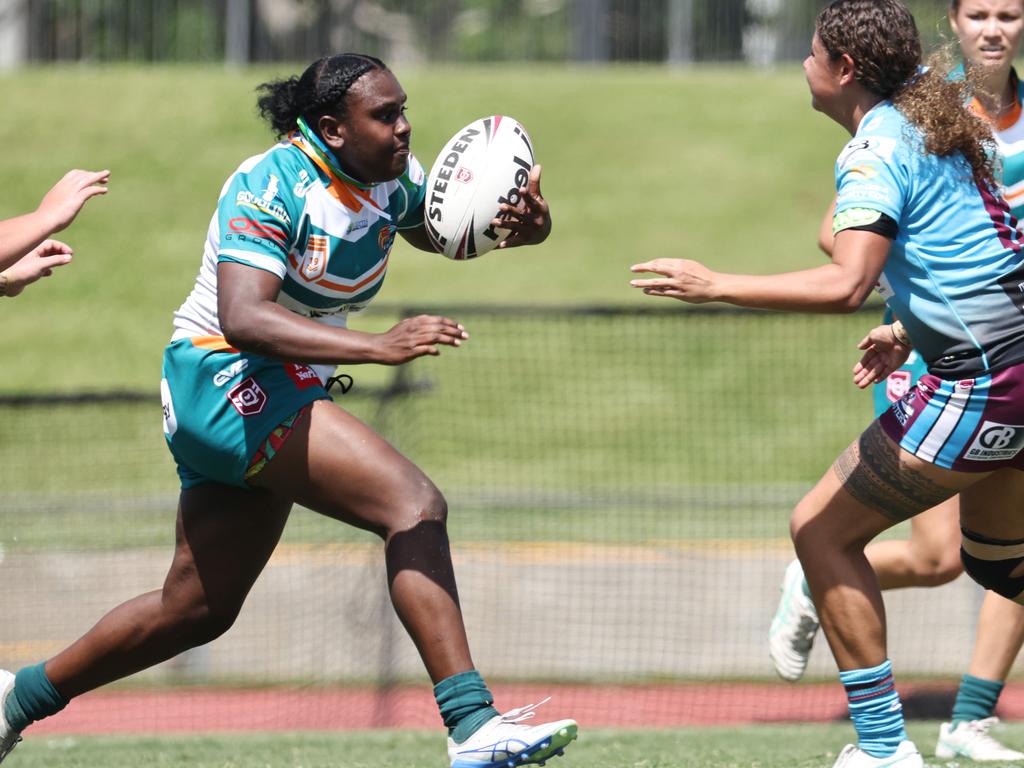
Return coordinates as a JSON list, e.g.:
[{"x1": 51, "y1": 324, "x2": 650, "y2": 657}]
[{"x1": 379, "y1": 0, "x2": 461, "y2": 60}]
